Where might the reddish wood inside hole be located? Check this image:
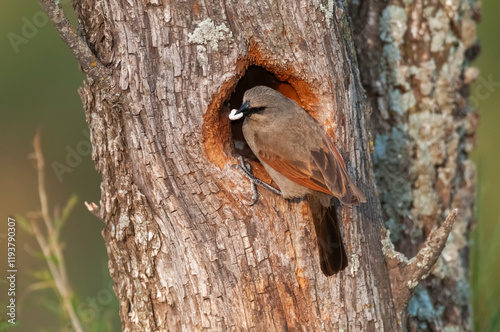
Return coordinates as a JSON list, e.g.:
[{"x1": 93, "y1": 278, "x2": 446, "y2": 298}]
[{"x1": 203, "y1": 64, "x2": 315, "y2": 177}]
